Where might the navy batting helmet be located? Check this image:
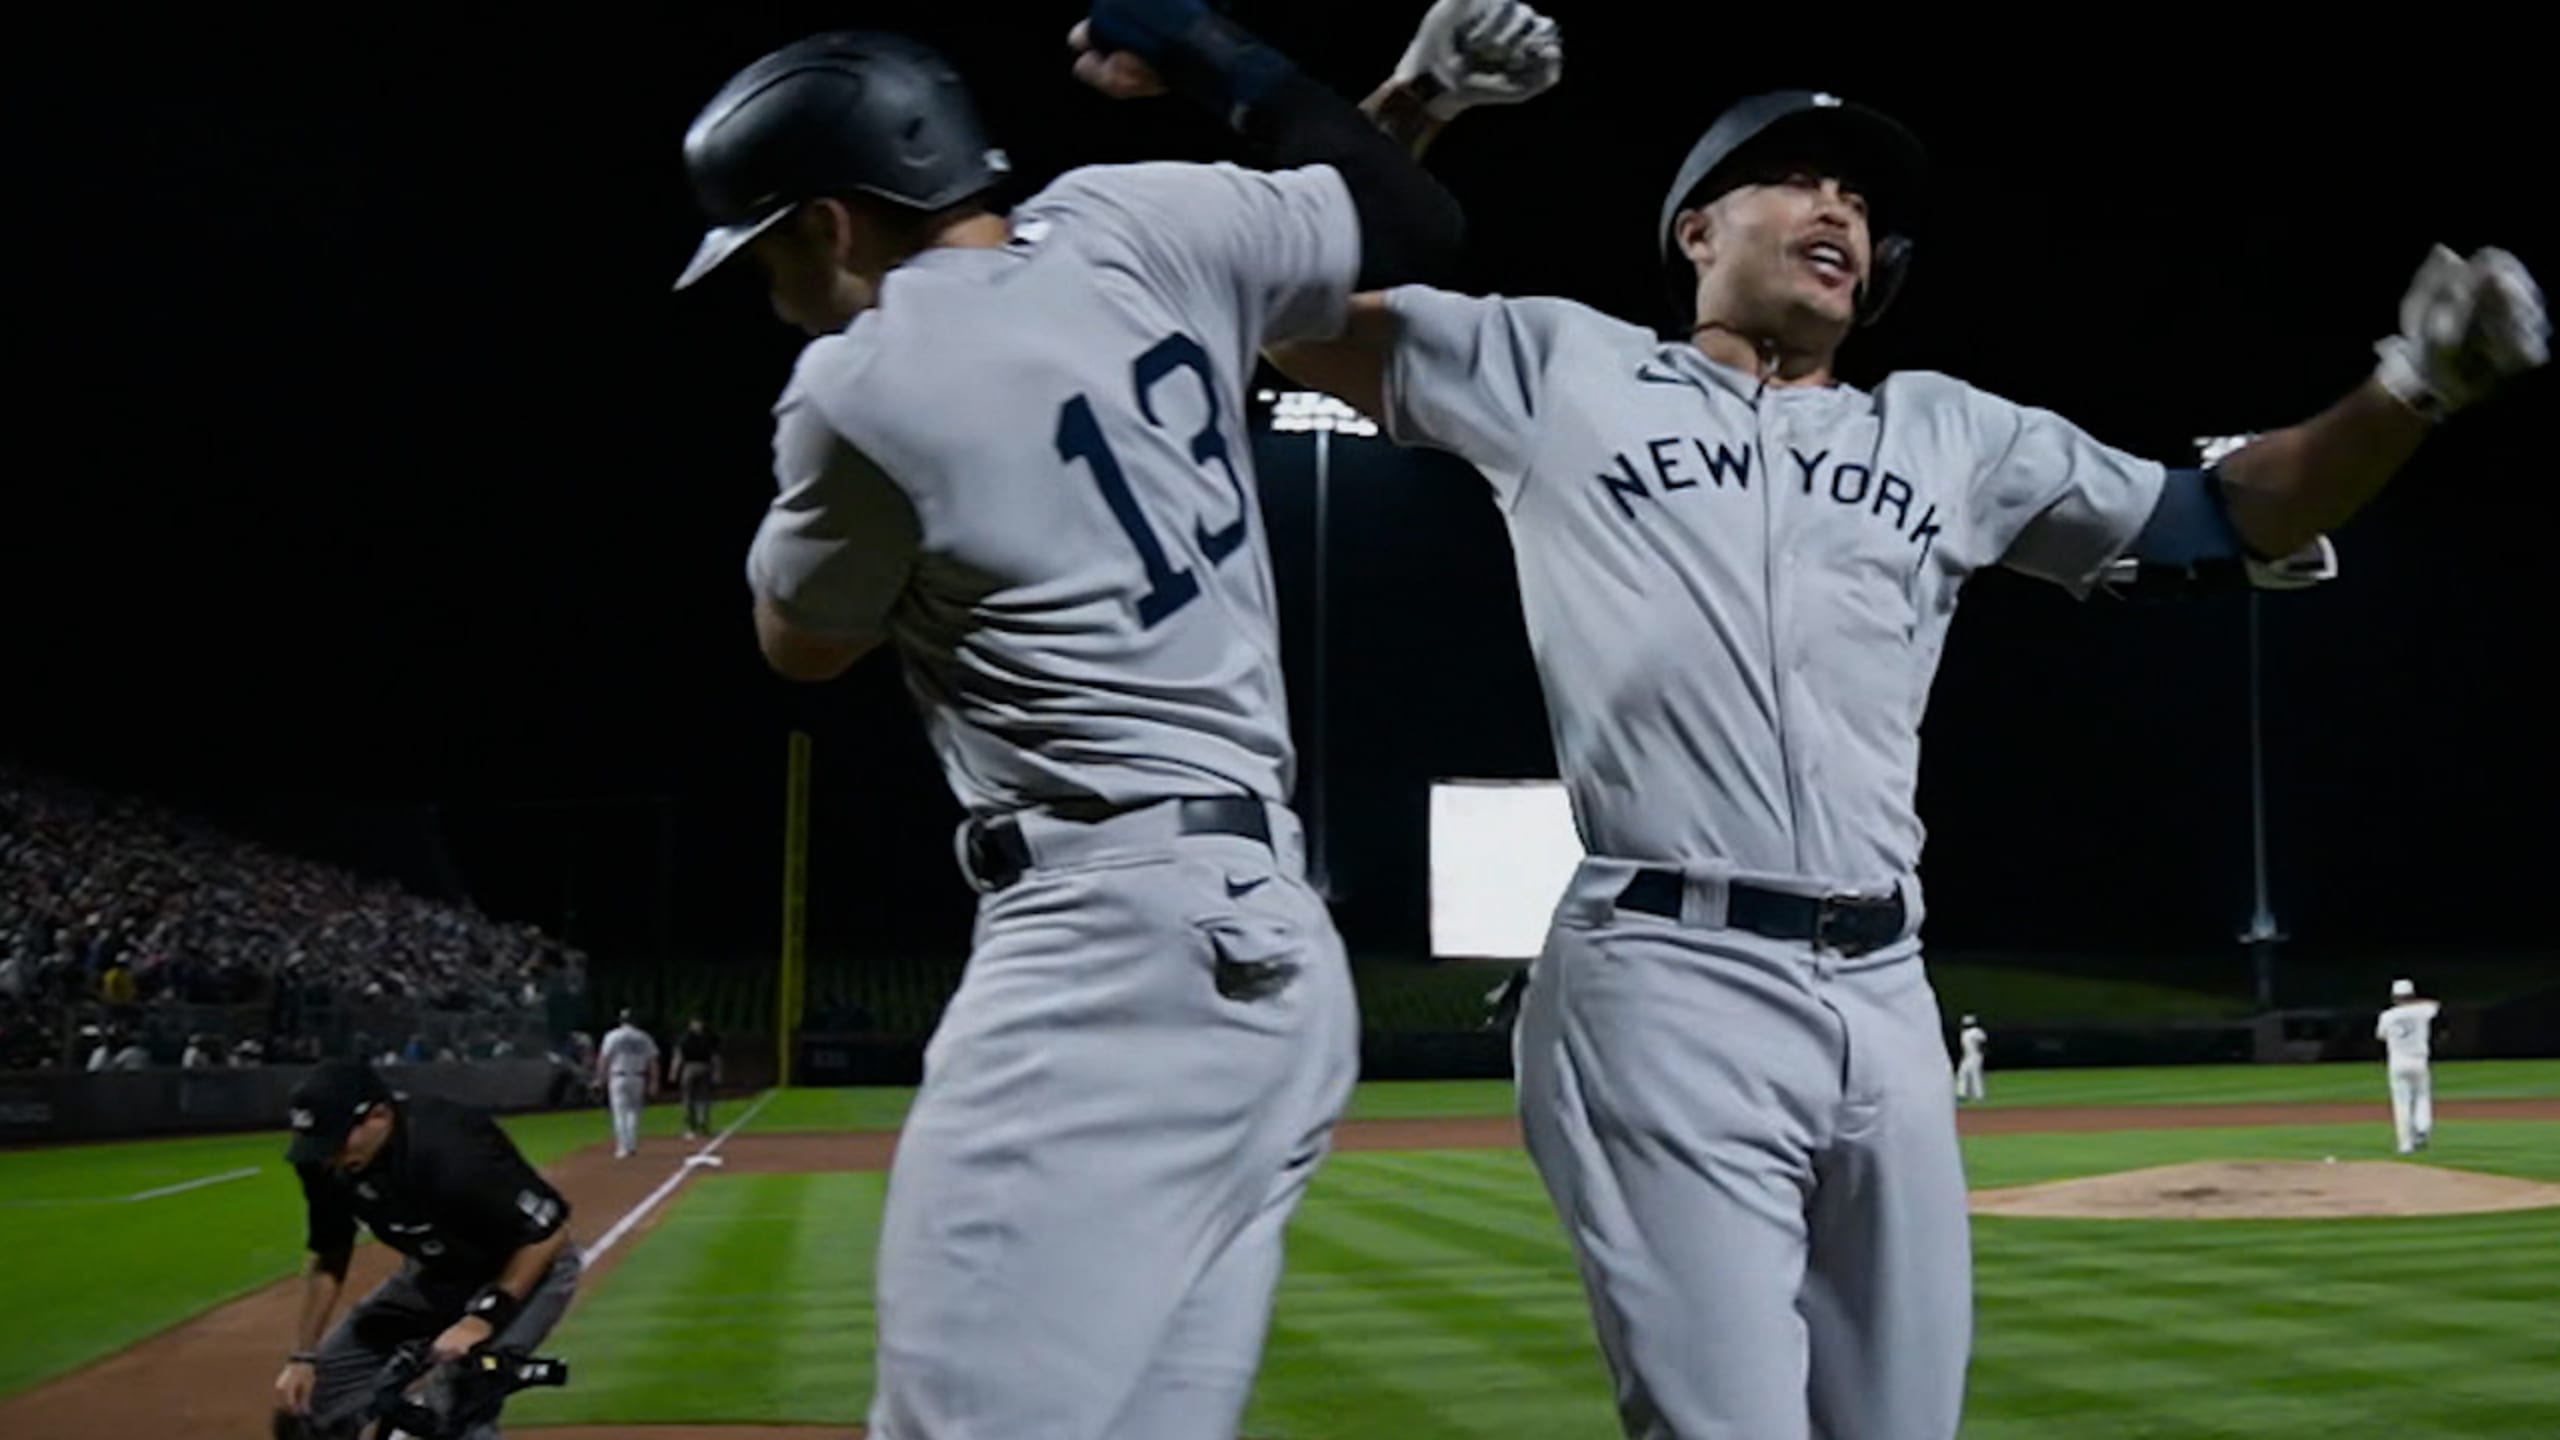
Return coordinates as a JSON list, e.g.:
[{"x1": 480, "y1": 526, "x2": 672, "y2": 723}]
[
  {"x1": 672, "y1": 31, "x2": 1012, "y2": 291},
  {"x1": 1658, "y1": 90, "x2": 1928, "y2": 327}
]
